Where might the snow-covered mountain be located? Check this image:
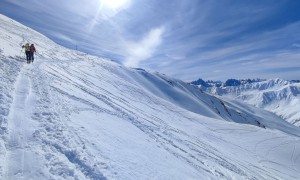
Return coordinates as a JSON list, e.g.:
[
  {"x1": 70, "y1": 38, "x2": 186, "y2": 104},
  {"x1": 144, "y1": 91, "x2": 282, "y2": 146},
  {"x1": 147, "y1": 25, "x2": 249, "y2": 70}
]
[
  {"x1": 191, "y1": 78, "x2": 267, "y2": 88},
  {"x1": 1, "y1": 14, "x2": 300, "y2": 179},
  {"x1": 198, "y1": 78, "x2": 300, "y2": 127}
]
